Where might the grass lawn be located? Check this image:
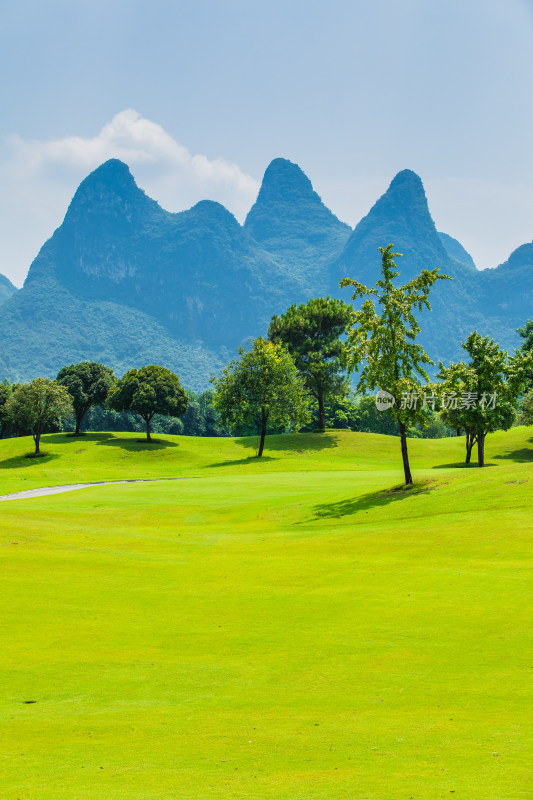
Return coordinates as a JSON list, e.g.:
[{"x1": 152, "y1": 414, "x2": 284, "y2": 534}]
[{"x1": 0, "y1": 428, "x2": 531, "y2": 799}]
